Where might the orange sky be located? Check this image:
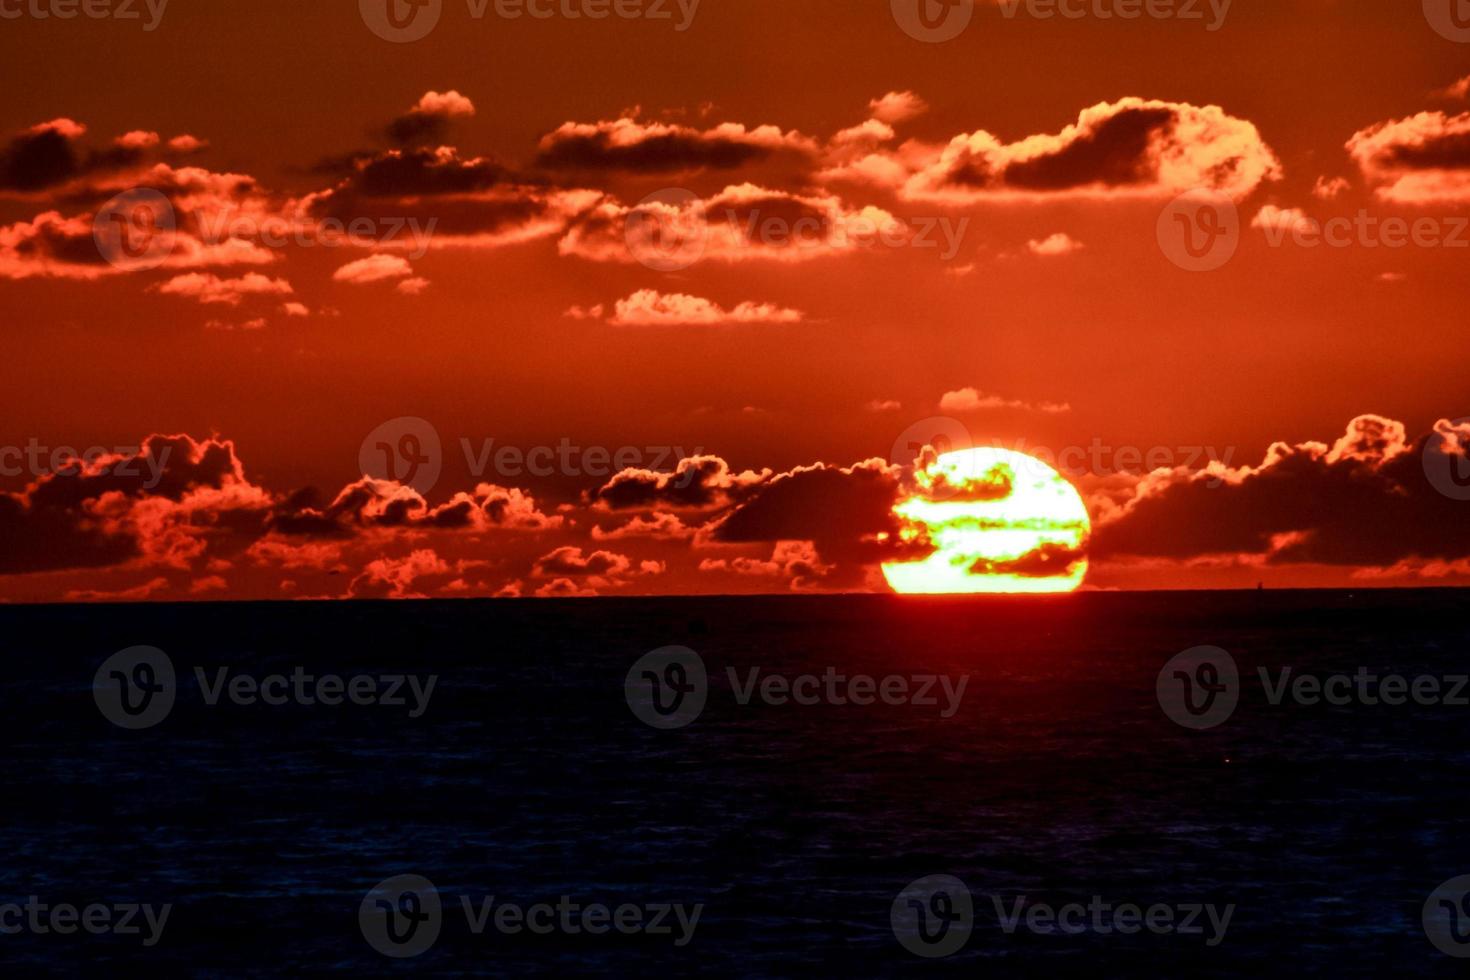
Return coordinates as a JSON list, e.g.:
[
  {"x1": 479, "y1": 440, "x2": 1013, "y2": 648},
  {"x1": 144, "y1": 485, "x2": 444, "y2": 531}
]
[{"x1": 1, "y1": 0, "x2": 1468, "y2": 600}]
